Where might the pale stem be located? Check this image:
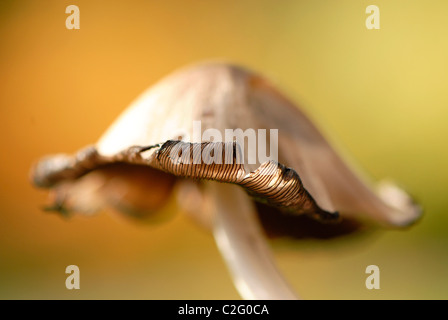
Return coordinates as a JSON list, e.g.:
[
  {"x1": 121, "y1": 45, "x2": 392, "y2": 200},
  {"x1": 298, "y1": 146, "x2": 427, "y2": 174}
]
[{"x1": 208, "y1": 182, "x2": 299, "y2": 300}]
